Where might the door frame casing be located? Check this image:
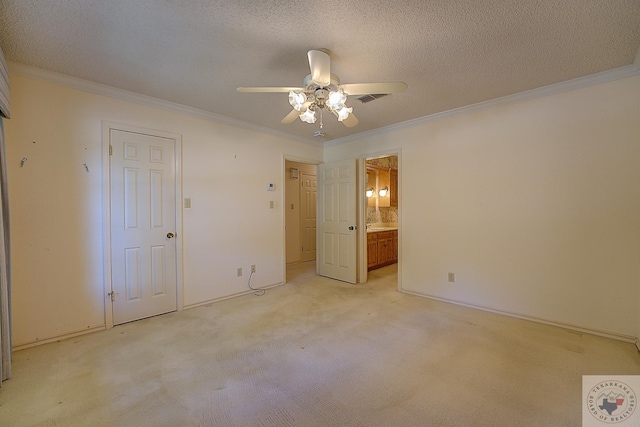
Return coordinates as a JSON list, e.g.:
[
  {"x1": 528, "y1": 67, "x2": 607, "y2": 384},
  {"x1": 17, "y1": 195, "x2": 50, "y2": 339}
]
[
  {"x1": 102, "y1": 121, "x2": 184, "y2": 329},
  {"x1": 300, "y1": 171, "x2": 317, "y2": 263}
]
